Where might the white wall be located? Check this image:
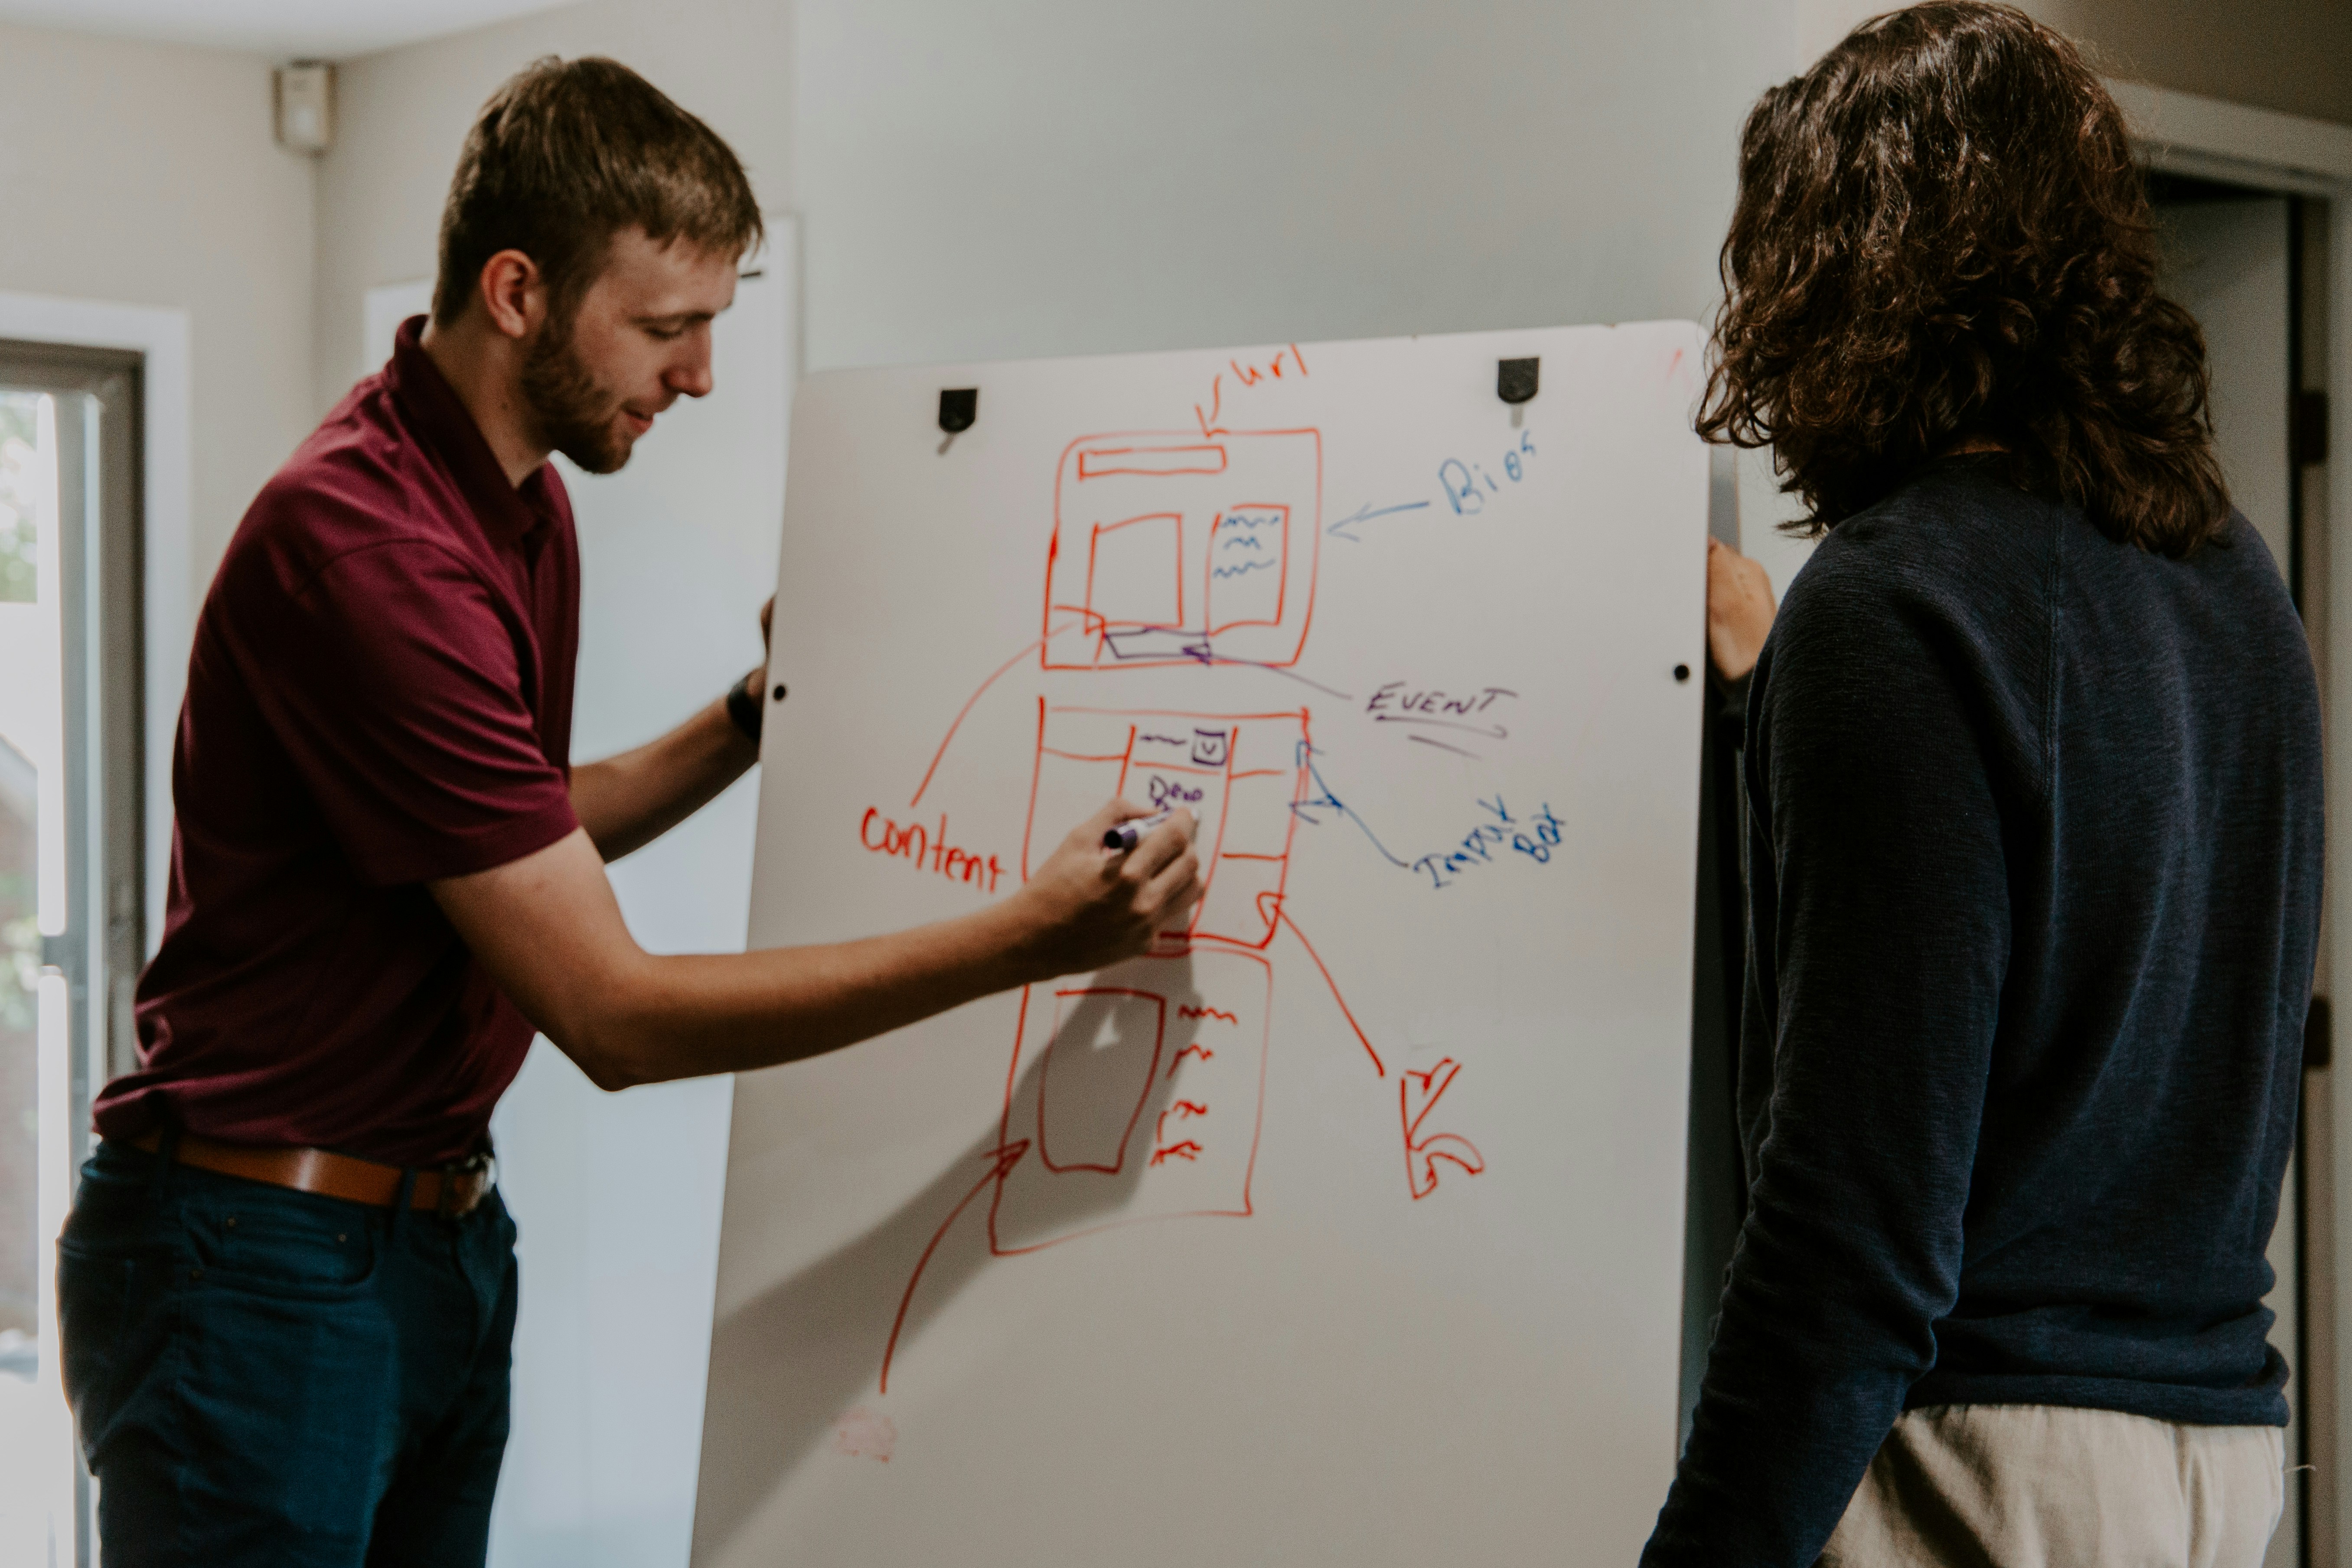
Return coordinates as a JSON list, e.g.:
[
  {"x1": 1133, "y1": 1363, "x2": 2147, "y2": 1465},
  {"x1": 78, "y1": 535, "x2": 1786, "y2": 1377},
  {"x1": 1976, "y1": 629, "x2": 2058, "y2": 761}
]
[
  {"x1": 0, "y1": 19, "x2": 314, "y2": 615},
  {"x1": 796, "y1": 0, "x2": 1811, "y2": 598},
  {"x1": 309, "y1": 0, "x2": 1827, "y2": 610},
  {"x1": 797, "y1": 0, "x2": 1794, "y2": 372}
]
